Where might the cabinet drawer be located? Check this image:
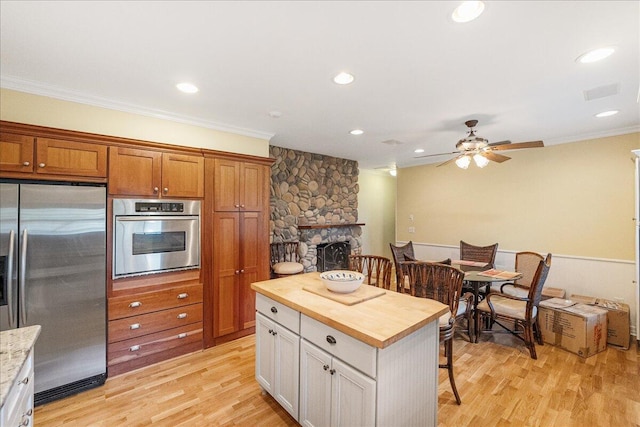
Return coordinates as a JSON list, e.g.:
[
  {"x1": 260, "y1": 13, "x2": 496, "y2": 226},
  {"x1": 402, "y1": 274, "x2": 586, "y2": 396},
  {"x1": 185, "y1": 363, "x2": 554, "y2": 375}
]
[
  {"x1": 109, "y1": 283, "x2": 203, "y2": 320},
  {"x1": 301, "y1": 314, "x2": 377, "y2": 378},
  {"x1": 108, "y1": 323, "x2": 203, "y2": 366},
  {"x1": 256, "y1": 294, "x2": 300, "y2": 334},
  {"x1": 108, "y1": 303, "x2": 203, "y2": 343}
]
